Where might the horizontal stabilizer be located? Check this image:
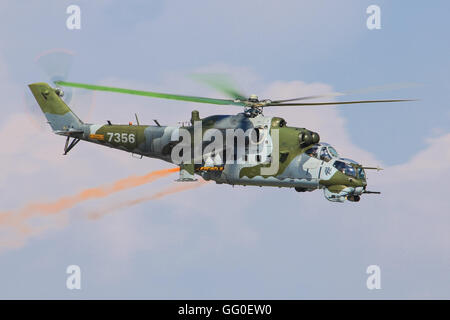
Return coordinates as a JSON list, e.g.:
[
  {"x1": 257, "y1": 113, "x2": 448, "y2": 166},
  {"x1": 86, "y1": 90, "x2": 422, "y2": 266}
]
[{"x1": 54, "y1": 129, "x2": 84, "y2": 136}]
